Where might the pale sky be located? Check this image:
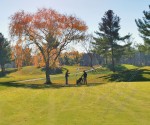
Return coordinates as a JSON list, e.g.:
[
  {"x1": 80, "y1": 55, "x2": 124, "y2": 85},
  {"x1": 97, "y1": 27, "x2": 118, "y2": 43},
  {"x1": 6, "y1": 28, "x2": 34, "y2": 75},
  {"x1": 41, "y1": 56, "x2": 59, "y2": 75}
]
[{"x1": 0, "y1": 0, "x2": 149, "y2": 46}]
